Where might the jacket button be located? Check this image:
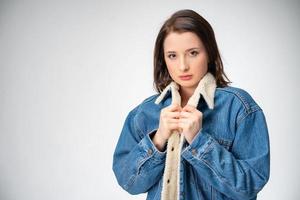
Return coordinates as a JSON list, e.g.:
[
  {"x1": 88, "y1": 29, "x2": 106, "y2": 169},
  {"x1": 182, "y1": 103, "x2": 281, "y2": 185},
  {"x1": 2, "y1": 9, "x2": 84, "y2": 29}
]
[
  {"x1": 147, "y1": 149, "x2": 153, "y2": 156},
  {"x1": 191, "y1": 149, "x2": 197, "y2": 155}
]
